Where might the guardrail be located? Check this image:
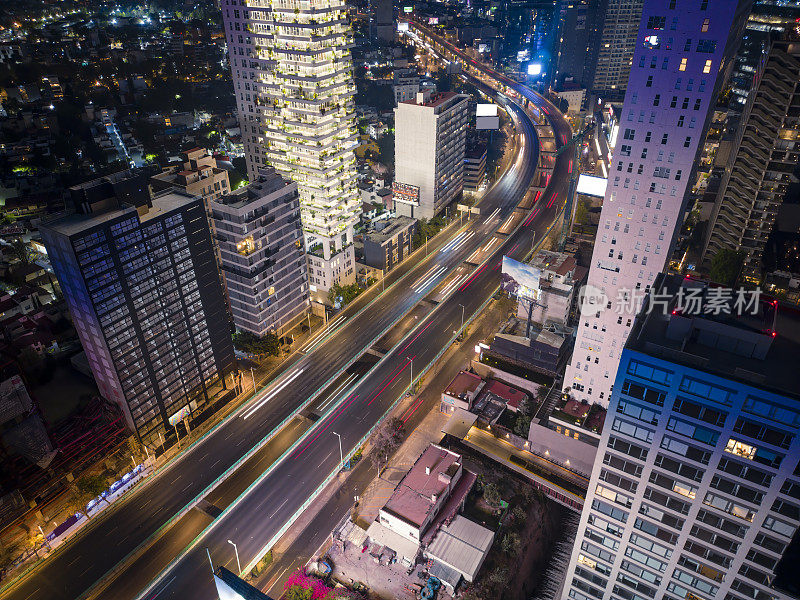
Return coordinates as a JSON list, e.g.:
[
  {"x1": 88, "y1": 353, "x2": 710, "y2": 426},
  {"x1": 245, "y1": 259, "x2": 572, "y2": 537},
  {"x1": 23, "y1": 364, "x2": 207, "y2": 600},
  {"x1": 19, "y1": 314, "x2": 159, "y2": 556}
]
[{"x1": 241, "y1": 134, "x2": 569, "y2": 576}]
